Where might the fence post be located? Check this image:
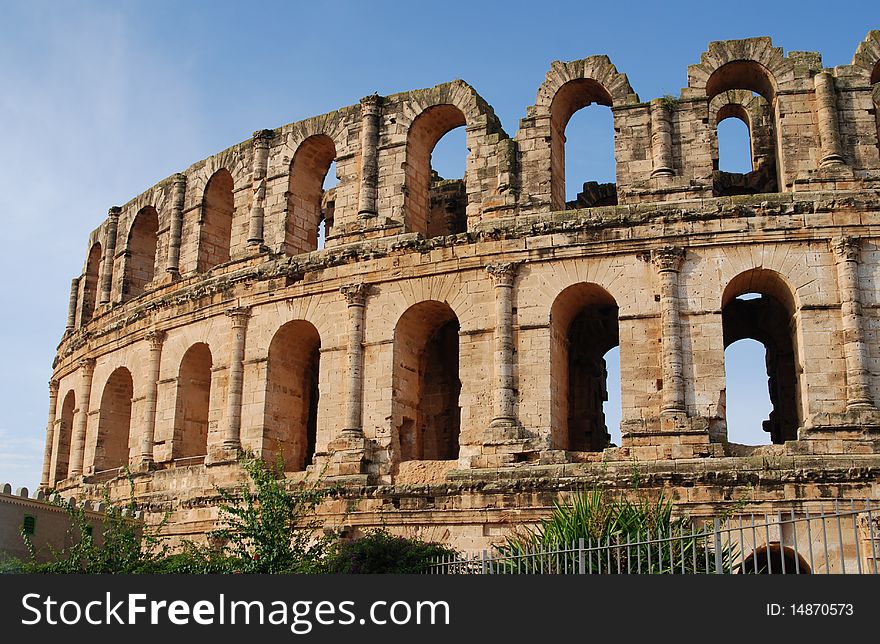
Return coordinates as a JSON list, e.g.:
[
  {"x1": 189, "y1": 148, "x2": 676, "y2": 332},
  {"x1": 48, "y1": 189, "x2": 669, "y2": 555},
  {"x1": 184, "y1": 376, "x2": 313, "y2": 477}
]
[
  {"x1": 579, "y1": 538, "x2": 585, "y2": 574},
  {"x1": 481, "y1": 550, "x2": 488, "y2": 575},
  {"x1": 713, "y1": 518, "x2": 724, "y2": 574}
]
